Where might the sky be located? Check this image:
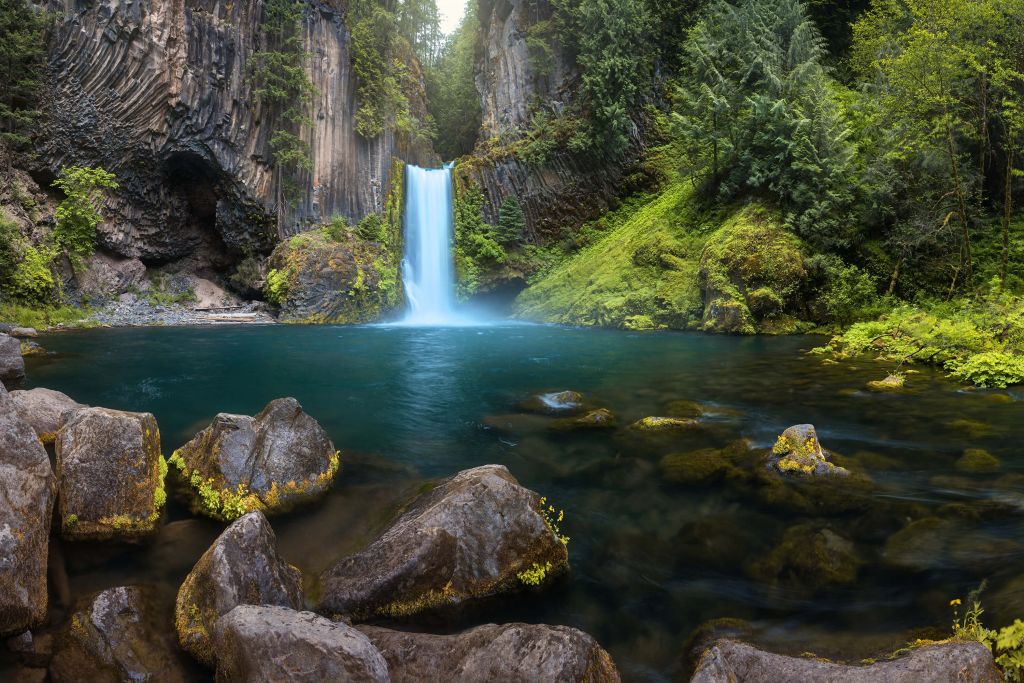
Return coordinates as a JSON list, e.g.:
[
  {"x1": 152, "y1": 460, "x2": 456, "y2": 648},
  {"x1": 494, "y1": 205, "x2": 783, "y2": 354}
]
[{"x1": 437, "y1": 0, "x2": 468, "y2": 35}]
